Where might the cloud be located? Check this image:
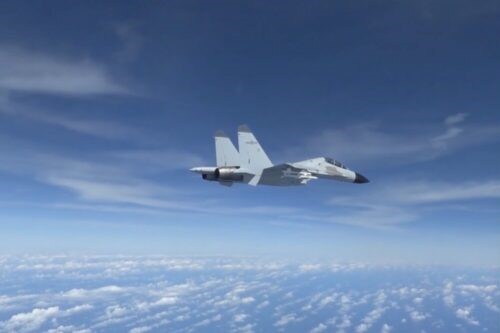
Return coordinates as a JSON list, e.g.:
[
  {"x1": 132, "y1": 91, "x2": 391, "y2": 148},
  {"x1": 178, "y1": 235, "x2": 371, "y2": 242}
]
[
  {"x1": 9, "y1": 256, "x2": 206, "y2": 275},
  {"x1": 46, "y1": 325, "x2": 91, "y2": 333},
  {"x1": 104, "y1": 305, "x2": 129, "y2": 318},
  {"x1": 409, "y1": 310, "x2": 428, "y2": 322},
  {"x1": 112, "y1": 22, "x2": 144, "y2": 62},
  {"x1": 1, "y1": 255, "x2": 499, "y2": 333},
  {"x1": 63, "y1": 304, "x2": 94, "y2": 316},
  {"x1": 445, "y1": 113, "x2": 468, "y2": 126},
  {"x1": 194, "y1": 313, "x2": 222, "y2": 327},
  {"x1": 152, "y1": 296, "x2": 178, "y2": 306},
  {"x1": 43, "y1": 174, "x2": 179, "y2": 209},
  {"x1": 282, "y1": 114, "x2": 500, "y2": 166},
  {"x1": 241, "y1": 297, "x2": 255, "y2": 304},
  {"x1": 36, "y1": 114, "x2": 143, "y2": 141},
  {"x1": 484, "y1": 295, "x2": 500, "y2": 313},
  {"x1": 233, "y1": 323, "x2": 255, "y2": 333},
  {"x1": 381, "y1": 323, "x2": 392, "y2": 333},
  {"x1": 381, "y1": 181, "x2": 500, "y2": 204},
  {"x1": 356, "y1": 323, "x2": 370, "y2": 333},
  {"x1": 325, "y1": 205, "x2": 417, "y2": 228},
  {"x1": 330, "y1": 179, "x2": 500, "y2": 208},
  {"x1": 458, "y1": 284, "x2": 497, "y2": 293},
  {"x1": 1, "y1": 306, "x2": 60, "y2": 333},
  {"x1": 455, "y1": 306, "x2": 480, "y2": 326},
  {"x1": 310, "y1": 323, "x2": 327, "y2": 333},
  {"x1": 0, "y1": 145, "x2": 300, "y2": 220},
  {"x1": 109, "y1": 149, "x2": 205, "y2": 172},
  {"x1": 431, "y1": 127, "x2": 463, "y2": 146},
  {"x1": 324, "y1": 179, "x2": 500, "y2": 227},
  {"x1": 233, "y1": 313, "x2": 248, "y2": 323},
  {"x1": 214, "y1": 284, "x2": 257, "y2": 307},
  {"x1": 61, "y1": 285, "x2": 125, "y2": 299},
  {"x1": 274, "y1": 313, "x2": 300, "y2": 327},
  {"x1": 355, "y1": 305, "x2": 387, "y2": 333},
  {"x1": 0, "y1": 146, "x2": 211, "y2": 214},
  {"x1": 256, "y1": 300, "x2": 270, "y2": 309},
  {"x1": 0, "y1": 83, "x2": 146, "y2": 142},
  {"x1": 299, "y1": 264, "x2": 322, "y2": 272},
  {"x1": 431, "y1": 113, "x2": 468, "y2": 148},
  {"x1": 129, "y1": 326, "x2": 151, "y2": 333},
  {"x1": 443, "y1": 281, "x2": 456, "y2": 308},
  {"x1": 442, "y1": 281, "x2": 499, "y2": 324},
  {"x1": 336, "y1": 314, "x2": 352, "y2": 332},
  {"x1": 0, "y1": 46, "x2": 128, "y2": 96},
  {"x1": 318, "y1": 295, "x2": 337, "y2": 308}
]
